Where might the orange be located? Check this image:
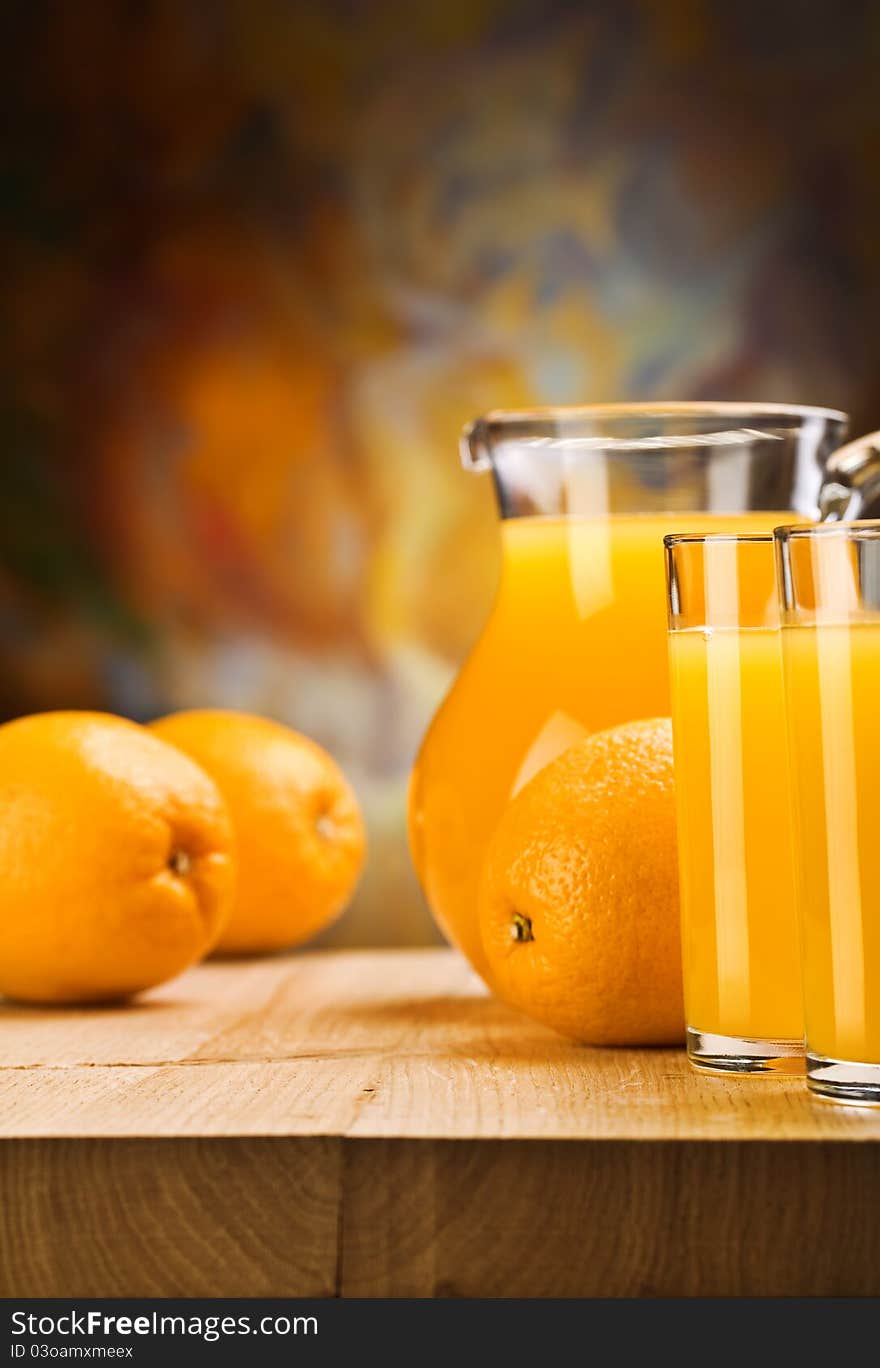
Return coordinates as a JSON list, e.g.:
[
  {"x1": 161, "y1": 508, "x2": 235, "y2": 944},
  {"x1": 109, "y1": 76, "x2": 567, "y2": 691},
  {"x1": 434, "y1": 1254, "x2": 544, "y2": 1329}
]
[
  {"x1": 150, "y1": 710, "x2": 366, "y2": 954},
  {"x1": 0, "y1": 711, "x2": 235, "y2": 1003},
  {"x1": 479, "y1": 718, "x2": 683, "y2": 1045}
]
